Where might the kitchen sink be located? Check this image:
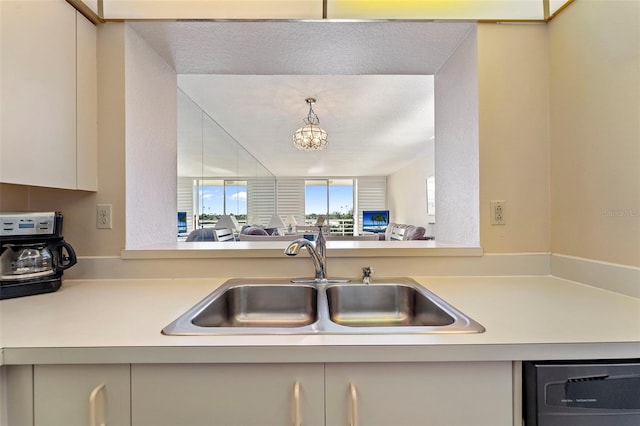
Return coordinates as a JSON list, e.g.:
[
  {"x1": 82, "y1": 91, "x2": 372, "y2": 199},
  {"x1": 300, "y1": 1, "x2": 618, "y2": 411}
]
[
  {"x1": 192, "y1": 284, "x2": 318, "y2": 328},
  {"x1": 325, "y1": 284, "x2": 455, "y2": 327},
  {"x1": 163, "y1": 280, "x2": 321, "y2": 335},
  {"x1": 162, "y1": 278, "x2": 484, "y2": 335}
]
